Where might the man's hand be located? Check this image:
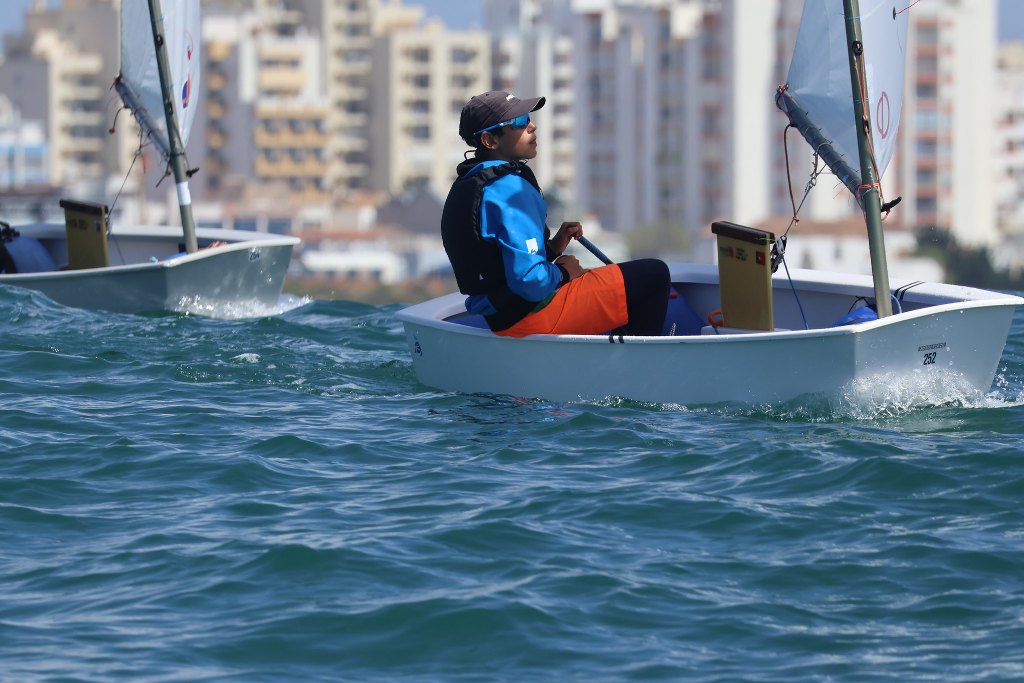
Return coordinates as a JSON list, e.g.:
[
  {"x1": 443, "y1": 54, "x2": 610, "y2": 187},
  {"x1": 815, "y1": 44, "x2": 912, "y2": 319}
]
[
  {"x1": 555, "y1": 254, "x2": 587, "y2": 281},
  {"x1": 549, "y1": 221, "x2": 583, "y2": 255}
]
